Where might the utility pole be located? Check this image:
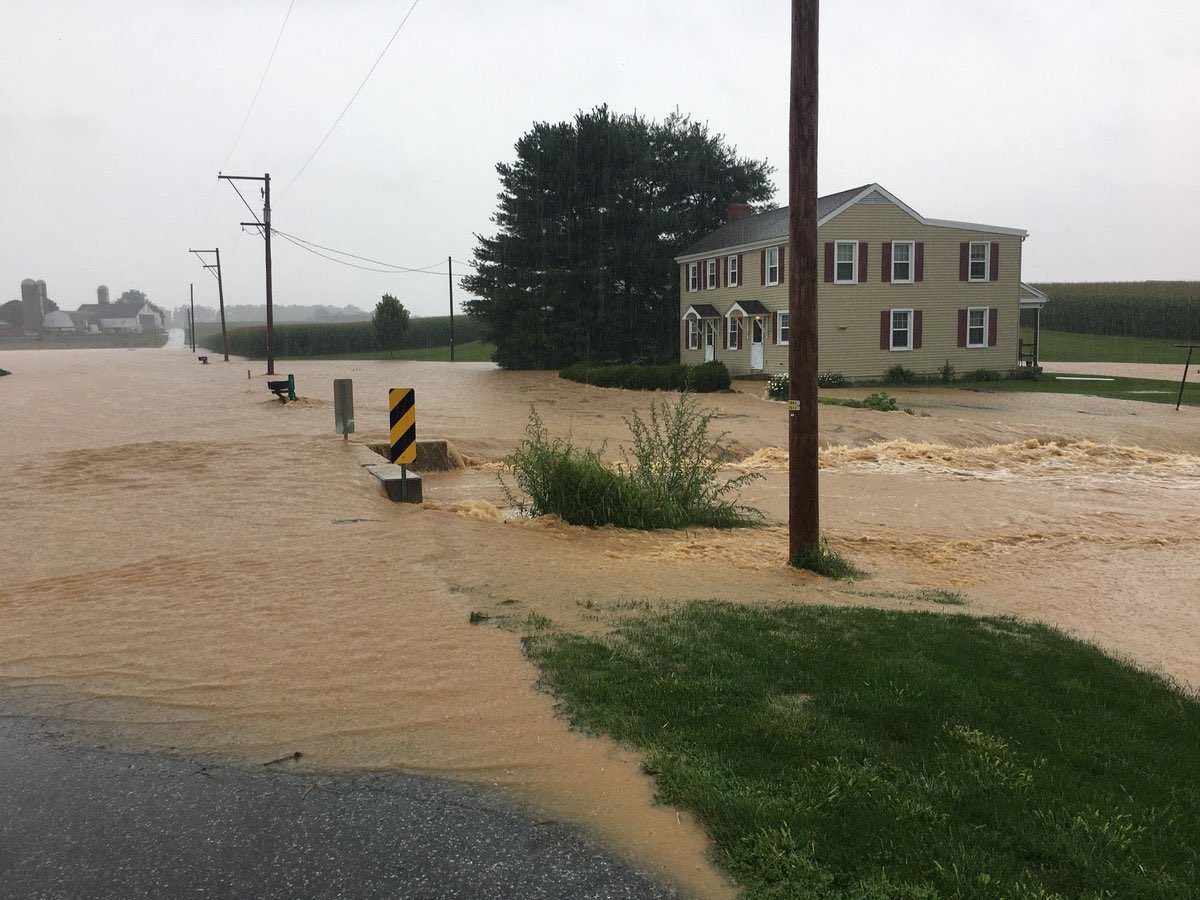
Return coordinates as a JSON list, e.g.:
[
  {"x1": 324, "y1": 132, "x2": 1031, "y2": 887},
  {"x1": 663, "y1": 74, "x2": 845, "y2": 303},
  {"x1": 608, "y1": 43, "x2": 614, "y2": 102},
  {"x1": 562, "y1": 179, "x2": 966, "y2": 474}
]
[
  {"x1": 447, "y1": 256, "x2": 455, "y2": 362},
  {"x1": 218, "y1": 172, "x2": 275, "y2": 375},
  {"x1": 189, "y1": 248, "x2": 229, "y2": 361},
  {"x1": 788, "y1": 0, "x2": 820, "y2": 560},
  {"x1": 190, "y1": 283, "x2": 196, "y2": 353}
]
